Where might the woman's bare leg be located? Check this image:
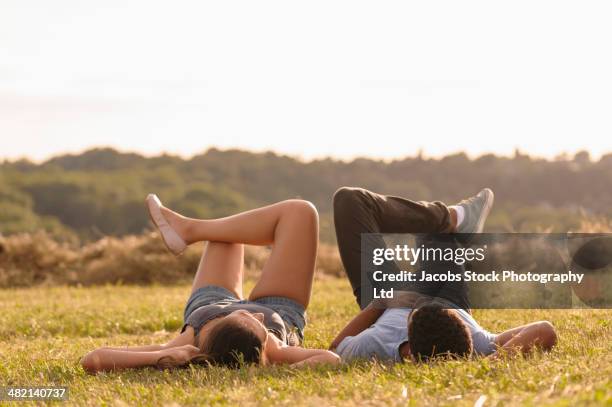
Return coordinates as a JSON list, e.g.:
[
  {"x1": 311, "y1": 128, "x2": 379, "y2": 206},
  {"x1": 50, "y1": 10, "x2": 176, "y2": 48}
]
[
  {"x1": 248, "y1": 200, "x2": 319, "y2": 308},
  {"x1": 190, "y1": 242, "x2": 244, "y2": 298},
  {"x1": 161, "y1": 200, "x2": 305, "y2": 246},
  {"x1": 160, "y1": 199, "x2": 319, "y2": 307}
]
